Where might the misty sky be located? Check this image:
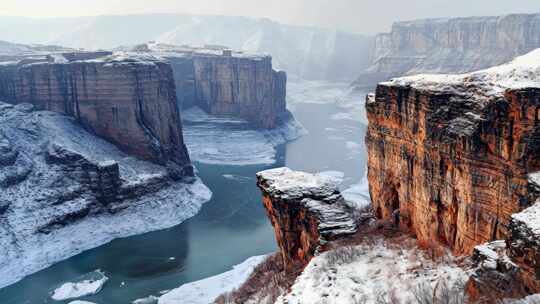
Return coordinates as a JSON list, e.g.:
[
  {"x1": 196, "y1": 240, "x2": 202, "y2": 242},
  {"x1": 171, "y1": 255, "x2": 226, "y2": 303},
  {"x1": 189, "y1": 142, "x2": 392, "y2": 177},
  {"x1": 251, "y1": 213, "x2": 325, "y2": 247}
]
[{"x1": 1, "y1": 0, "x2": 540, "y2": 34}]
